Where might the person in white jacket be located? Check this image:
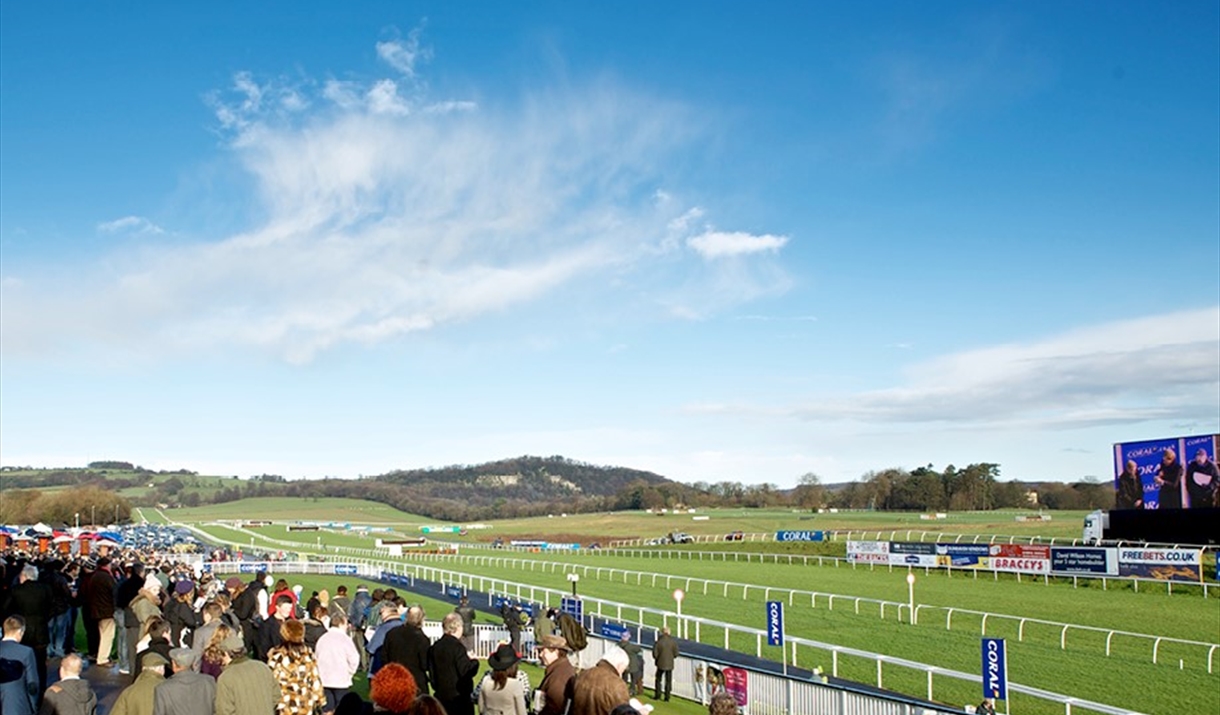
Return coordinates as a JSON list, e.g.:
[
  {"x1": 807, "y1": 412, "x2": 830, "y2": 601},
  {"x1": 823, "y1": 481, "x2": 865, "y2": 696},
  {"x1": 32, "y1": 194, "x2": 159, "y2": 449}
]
[{"x1": 315, "y1": 610, "x2": 360, "y2": 714}]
